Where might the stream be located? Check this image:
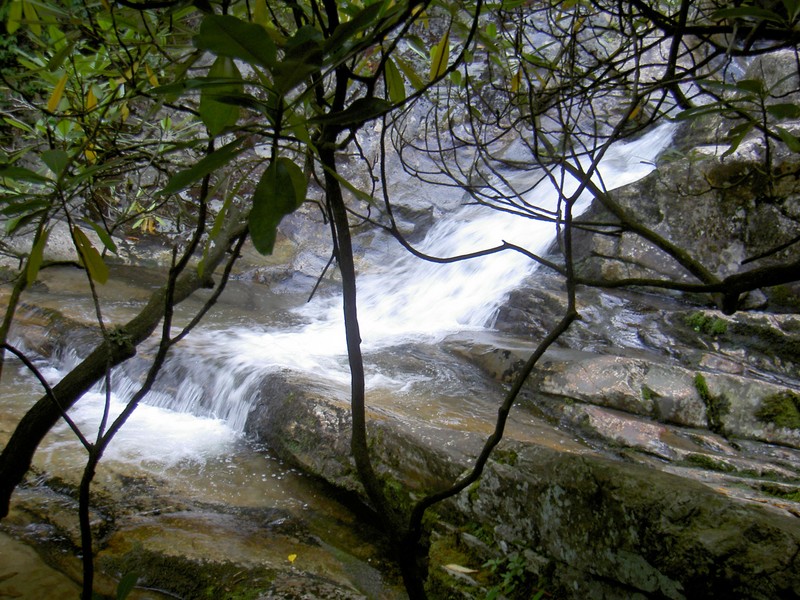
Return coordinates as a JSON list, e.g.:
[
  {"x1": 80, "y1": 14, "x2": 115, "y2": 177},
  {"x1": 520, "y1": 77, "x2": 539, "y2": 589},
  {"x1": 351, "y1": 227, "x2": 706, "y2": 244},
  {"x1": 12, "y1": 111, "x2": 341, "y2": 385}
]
[{"x1": 0, "y1": 126, "x2": 675, "y2": 598}]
